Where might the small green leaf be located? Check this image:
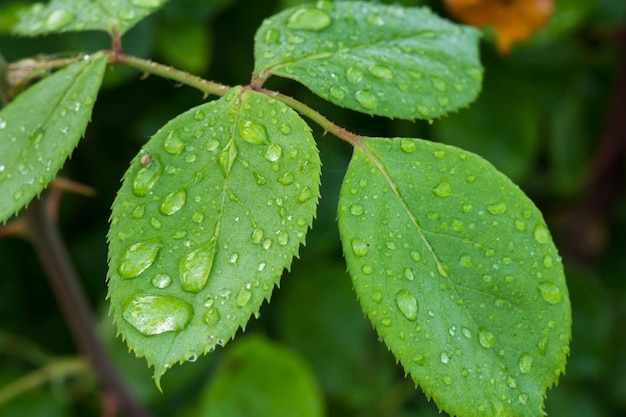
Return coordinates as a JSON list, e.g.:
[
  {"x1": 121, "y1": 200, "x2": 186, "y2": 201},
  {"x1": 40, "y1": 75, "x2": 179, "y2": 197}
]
[
  {"x1": 337, "y1": 137, "x2": 571, "y2": 417},
  {"x1": 107, "y1": 87, "x2": 321, "y2": 387},
  {"x1": 0, "y1": 55, "x2": 107, "y2": 223},
  {"x1": 197, "y1": 337, "x2": 323, "y2": 417},
  {"x1": 254, "y1": 1, "x2": 482, "y2": 120},
  {"x1": 13, "y1": 0, "x2": 170, "y2": 36}
]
